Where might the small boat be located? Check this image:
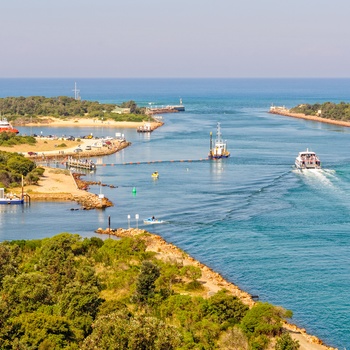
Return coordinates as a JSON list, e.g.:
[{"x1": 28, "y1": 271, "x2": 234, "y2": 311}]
[
  {"x1": 152, "y1": 171, "x2": 159, "y2": 179},
  {"x1": 0, "y1": 118, "x2": 19, "y2": 134},
  {"x1": 137, "y1": 123, "x2": 153, "y2": 133},
  {"x1": 0, "y1": 197, "x2": 24, "y2": 205},
  {"x1": 208, "y1": 122, "x2": 230, "y2": 159},
  {"x1": 143, "y1": 217, "x2": 165, "y2": 224},
  {"x1": 167, "y1": 98, "x2": 185, "y2": 111},
  {"x1": 0, "y1": 188, "x2": 24, "y2": 205},
  {"x1": 295, "y1": 148, "x2": 321, "y2": 169}
]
